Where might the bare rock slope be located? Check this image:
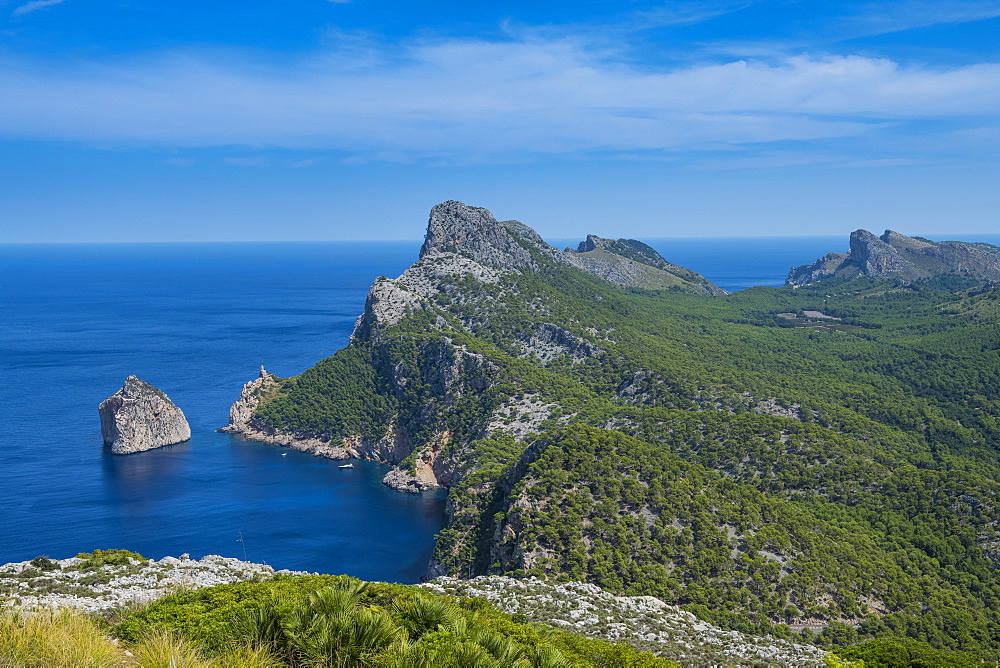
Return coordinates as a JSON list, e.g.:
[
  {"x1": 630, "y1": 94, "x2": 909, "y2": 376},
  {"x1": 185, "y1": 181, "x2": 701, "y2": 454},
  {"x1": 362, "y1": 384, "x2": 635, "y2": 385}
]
[
  {"x1": 788, "y1": 229, "x2": 1000, "y2": 286},
  {"x1": 99, "y1": 376, "x2": 190, "y2": 454}
]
